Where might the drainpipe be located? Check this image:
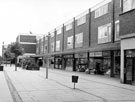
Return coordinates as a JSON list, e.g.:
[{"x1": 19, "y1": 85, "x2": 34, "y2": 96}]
[{"x1": 110, "y1": 0, "x2": 115, "y2": 77}]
